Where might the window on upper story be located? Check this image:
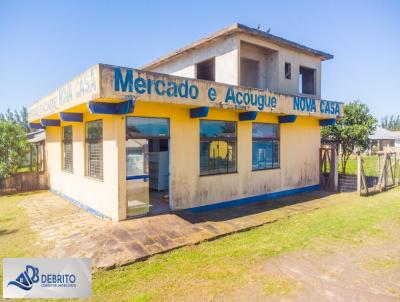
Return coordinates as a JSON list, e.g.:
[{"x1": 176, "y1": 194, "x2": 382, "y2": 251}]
[
  {"x1": 196, "y1": 58, "x2": 215, "y2": 81},
  {"x1": 285, "y1": 62, "x2": 291, "y2": 80},
  {"x1": 240, "y1": 57, "x2": 260, "y2": 88},
  {"x1": 299, "y1": 66, "x2": 316, "y2": 95}
]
